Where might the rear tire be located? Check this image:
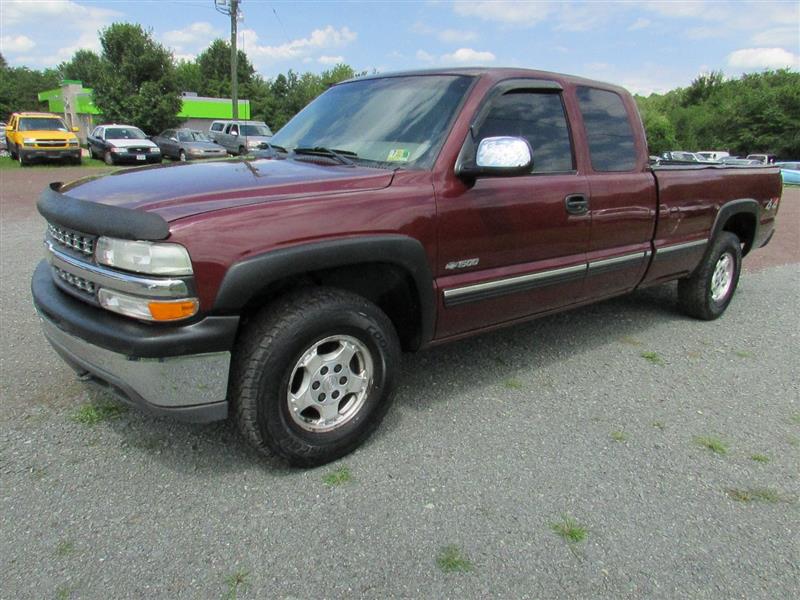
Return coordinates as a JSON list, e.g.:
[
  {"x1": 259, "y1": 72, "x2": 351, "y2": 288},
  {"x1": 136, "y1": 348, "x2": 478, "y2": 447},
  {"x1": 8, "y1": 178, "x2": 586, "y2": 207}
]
[
  {"x1": 230, "y1": 287, "x2": 401, "y2": 467},
  {"x1": 678, "y1": 231, "x2": 742, "y2": 320}
]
